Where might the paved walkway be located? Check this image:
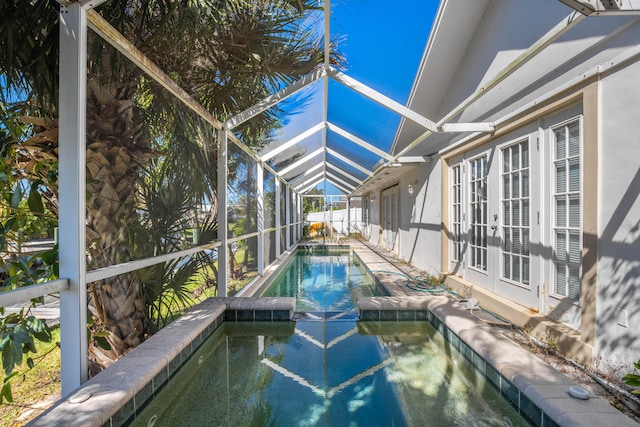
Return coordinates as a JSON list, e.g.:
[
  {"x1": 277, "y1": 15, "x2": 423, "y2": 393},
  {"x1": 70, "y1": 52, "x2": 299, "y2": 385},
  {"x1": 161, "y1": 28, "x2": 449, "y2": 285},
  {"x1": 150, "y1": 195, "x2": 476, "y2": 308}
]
[{"x1": 5, "y1": 295, "x2": 60, "y2": 327}]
